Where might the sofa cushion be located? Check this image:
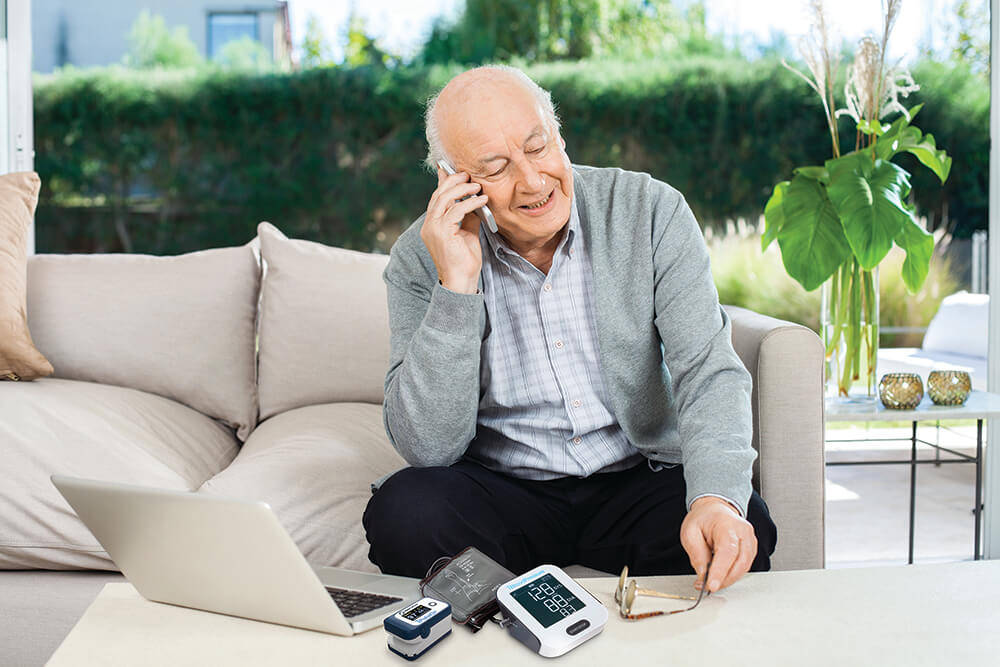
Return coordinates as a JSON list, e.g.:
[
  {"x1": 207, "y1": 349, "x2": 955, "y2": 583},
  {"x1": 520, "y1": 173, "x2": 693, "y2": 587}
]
[
  {"x1": 921, "y1": 291, "x2": 989, "y2": 360},
  {"x1": 27, "y1": 244, "x2": 260, "y2": 439},
  {"x1": 256, "y1": 222, "x2": 391, "y2": 421},
  {"x1": 0, "y1": 171, "x2": 53, "y2": 381},
  {"x1": 0, "y1": 378, "x2": 239, "y2": 569},
  {"x1": 200, "y1": 402, "x2": 406, "y2": 572}
]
